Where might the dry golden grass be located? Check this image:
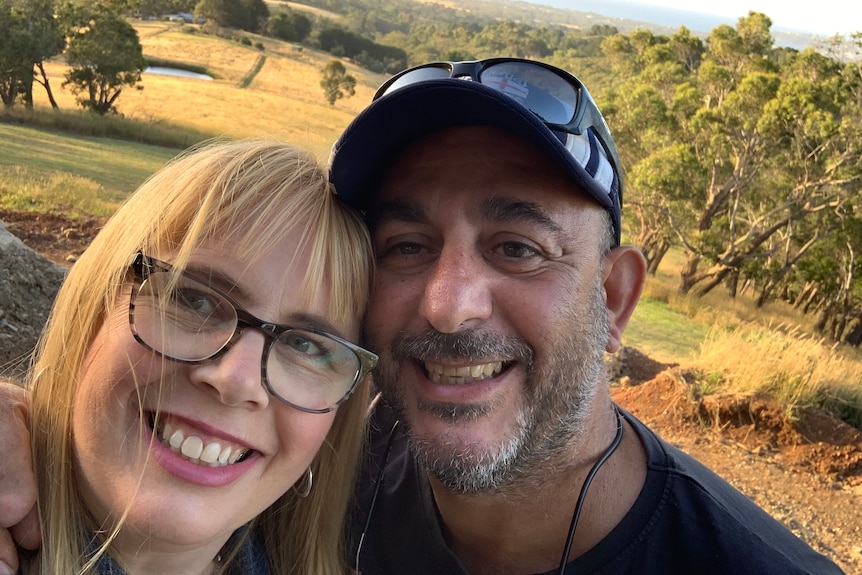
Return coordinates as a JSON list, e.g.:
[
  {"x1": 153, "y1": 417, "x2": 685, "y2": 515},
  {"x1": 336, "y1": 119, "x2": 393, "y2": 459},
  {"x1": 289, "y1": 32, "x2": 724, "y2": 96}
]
[
  {"x1": 277, "y1": 1, "x2": 345, "y2": 22},
  {"x1": 641, "y1": 246, "x2": 826, "y2": 335},
  {"x1": 639, "y1": 248, "x2": 862, "y2": 421},
  {"x1": 685, "y1": 322, "x2": 862, "y2": 417},
  {"x1": 30, "y1": 21, "x2": 386, "y2": 161},
  {"x1": 140, "y1": 28, "x2": 259, "y2": 81}
]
